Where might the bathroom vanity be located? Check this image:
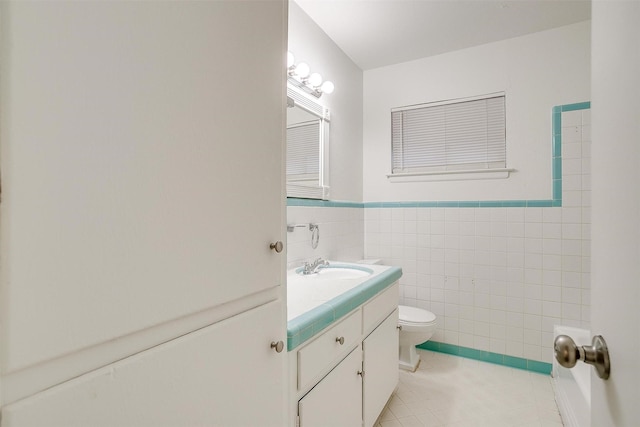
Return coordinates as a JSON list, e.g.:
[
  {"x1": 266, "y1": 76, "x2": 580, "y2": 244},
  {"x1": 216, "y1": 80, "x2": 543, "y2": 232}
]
[{"x1": 287, "y1": 263, "x2": 402, "y2": 427}]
